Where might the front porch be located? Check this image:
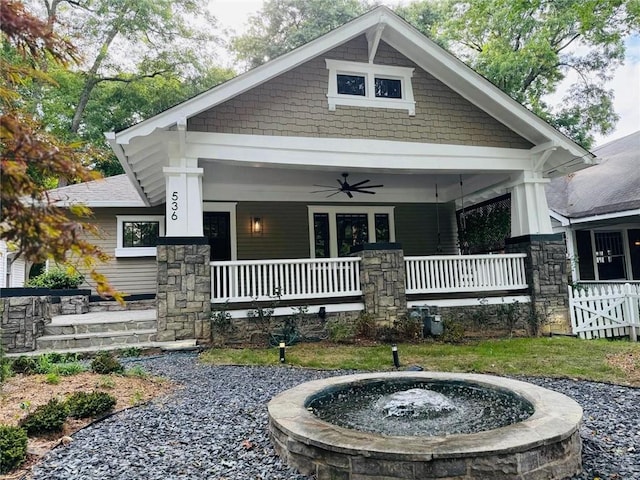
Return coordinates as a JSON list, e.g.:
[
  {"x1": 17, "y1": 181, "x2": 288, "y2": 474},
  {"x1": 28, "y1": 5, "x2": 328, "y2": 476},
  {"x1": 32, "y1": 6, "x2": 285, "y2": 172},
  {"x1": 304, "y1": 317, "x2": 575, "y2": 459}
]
[{"x1": 210, "y1": 252, "x2": 529, "y2": 306}]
